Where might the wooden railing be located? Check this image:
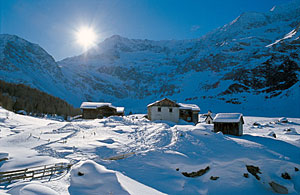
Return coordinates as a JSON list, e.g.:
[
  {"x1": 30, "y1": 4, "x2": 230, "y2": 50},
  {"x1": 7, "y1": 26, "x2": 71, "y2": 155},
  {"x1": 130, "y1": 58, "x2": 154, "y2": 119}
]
[{"x1": 0, "y1": 162, "x2": 72, "y2": 184}]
